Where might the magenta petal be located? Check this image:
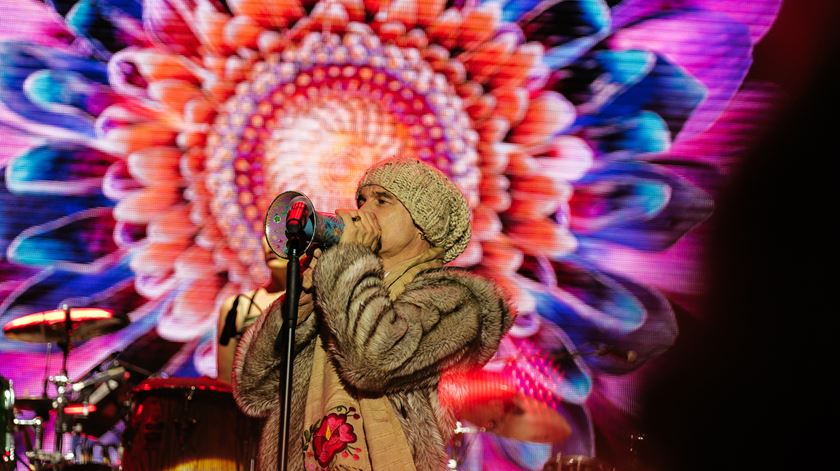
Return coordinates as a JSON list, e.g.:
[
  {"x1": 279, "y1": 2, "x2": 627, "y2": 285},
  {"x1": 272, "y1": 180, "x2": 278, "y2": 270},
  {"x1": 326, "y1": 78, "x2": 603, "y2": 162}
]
[
  {"x1": 0, "y1": 262, "x2": 41, "y2": 306},
  {"x1": 681, "y1": 0, "x2": 782, "y2": 43},
  {"x1": 581, "y1": 230, "x2": 708, "y2": 312},
  {"x1": 0, "y1": 0, "x2": 75, "y2": 48},
  {"x1": 610, "y1": 0, "x2": 671, "y2": 31},
  {"x1": 609, "y1": 10, "x2": 752, "y2": 139},
  {"x1": 142, "y1": 0, "x2": 201, "y2": 56},
  {"x1": 114, "y1": 221, "x2": 147, "y2": 247},
  {"x1": 666, "y1": 82, "x2": 782, "y2": 177},
  {"x1": 612, "y1": 0, "x2": 781, "y2": 44},
  {"x1": 103, "y1": 161, "x2": 143, "y2": 200}
]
